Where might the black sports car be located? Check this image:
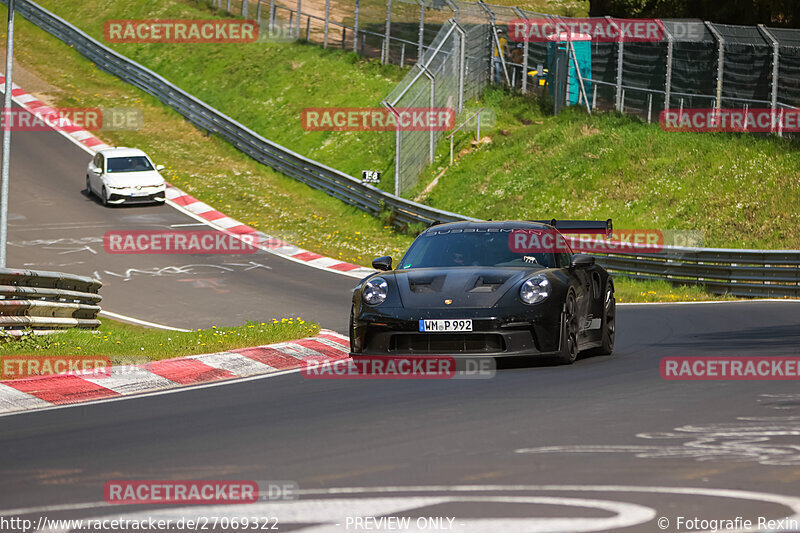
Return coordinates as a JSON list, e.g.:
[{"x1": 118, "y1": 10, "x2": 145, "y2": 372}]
[{"x1": 349, "y1": 220, "x2": 616, "y2": 364}]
